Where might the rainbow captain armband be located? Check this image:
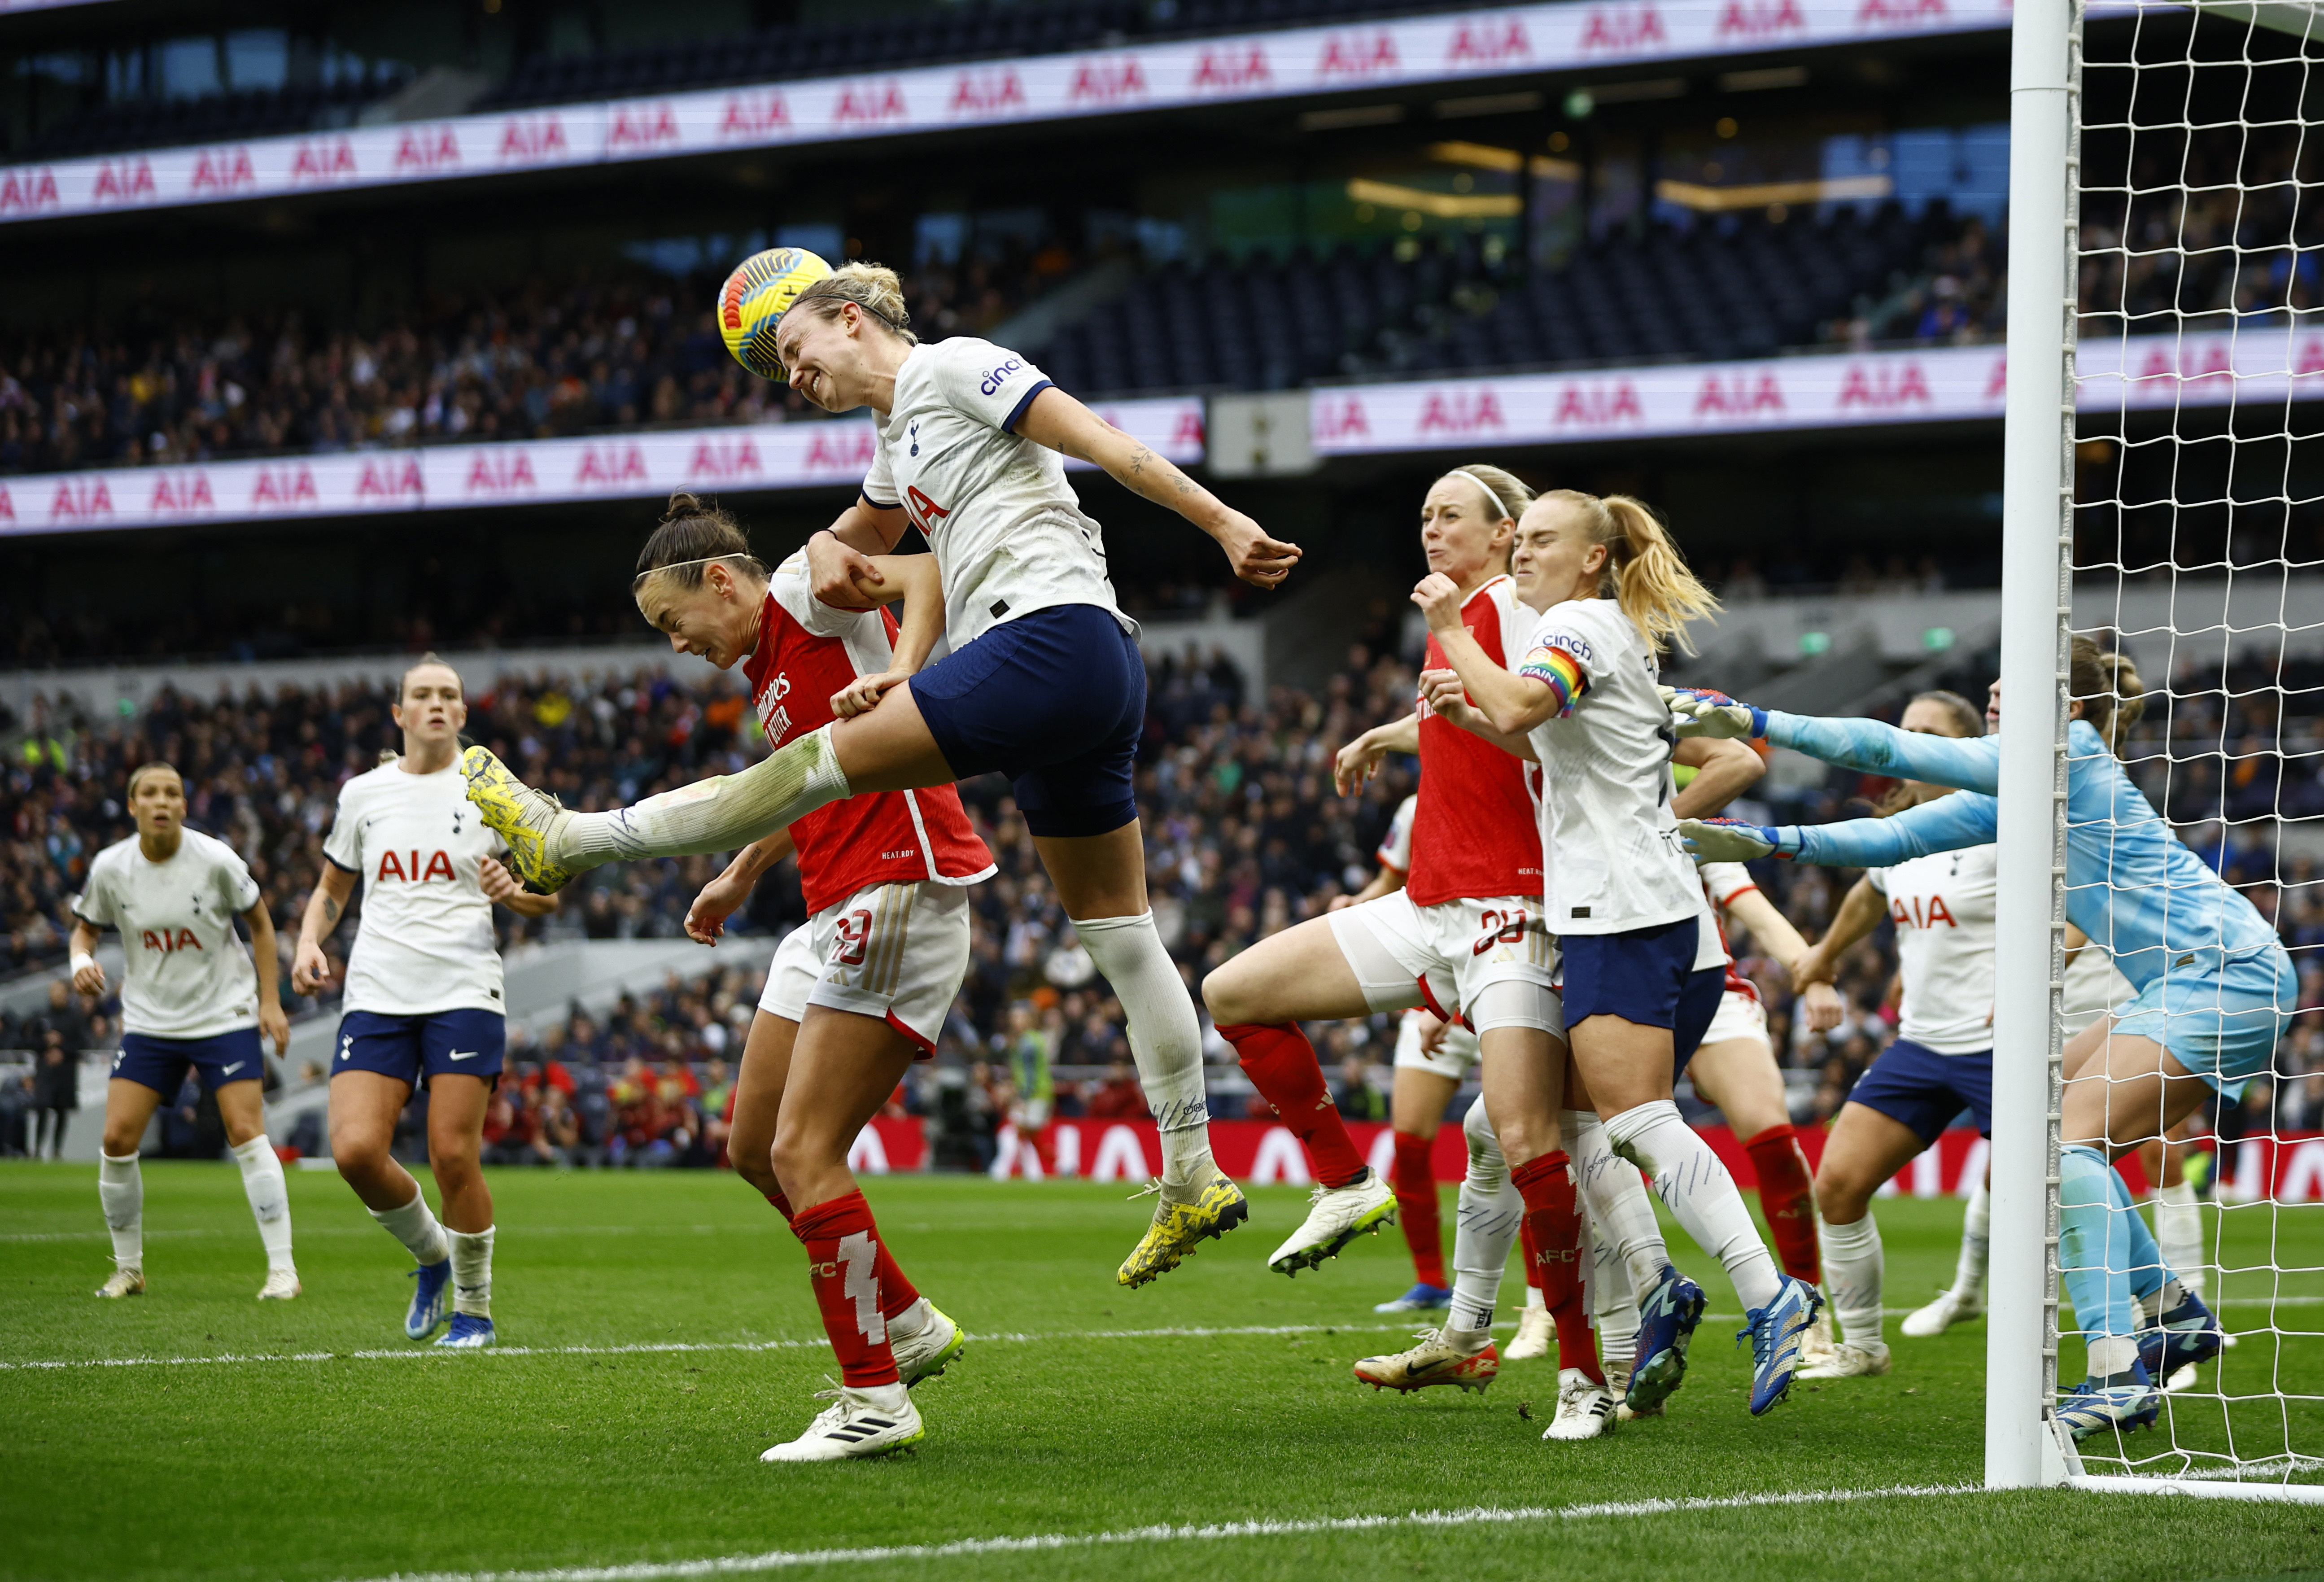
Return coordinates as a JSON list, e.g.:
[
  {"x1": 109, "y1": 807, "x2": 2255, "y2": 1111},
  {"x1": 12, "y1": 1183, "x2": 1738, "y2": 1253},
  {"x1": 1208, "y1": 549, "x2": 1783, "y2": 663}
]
[
  {"x1": 1517, "y1": 645, "x2": 1589, "y2": 717},
  {"x1": 1676, "y1": 817, "x2": 1800, "y2": 862},
  {"x1": 1662, "y1": 686, "x2": 1768, "y2": 740}
]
